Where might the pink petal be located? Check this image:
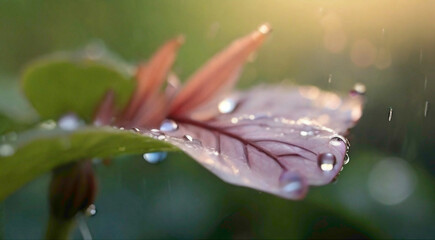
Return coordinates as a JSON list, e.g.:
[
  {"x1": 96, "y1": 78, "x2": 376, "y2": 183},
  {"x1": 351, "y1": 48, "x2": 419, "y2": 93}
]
[
  {"x1": 168, "y1": 24, "x2": 270, "y2": 117},
  {"x1": 93, "y1": 90, "x2": 115, "y2": 126},
  {"x1": 132, "y1": 73, "x2": 182, "y2": 128},
  {"x1": 151, "y1": 86, "x2": 363, "y2": 200},
  {"x1": 121, "y1": 36, "x2": 184, "y2": 127},
  {"x1": 132, "y1": 93, "x2": 169, "y2": 128}
]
